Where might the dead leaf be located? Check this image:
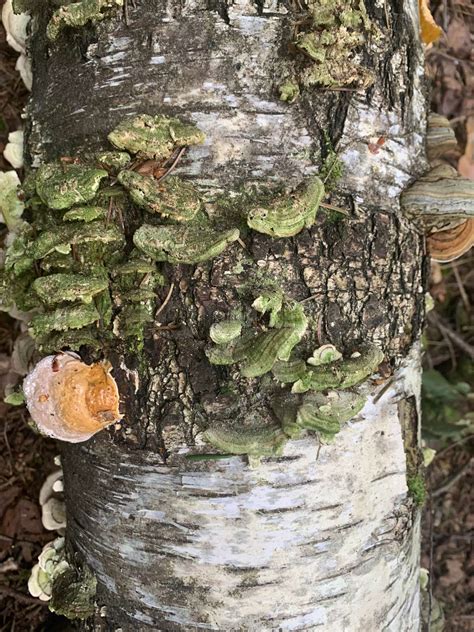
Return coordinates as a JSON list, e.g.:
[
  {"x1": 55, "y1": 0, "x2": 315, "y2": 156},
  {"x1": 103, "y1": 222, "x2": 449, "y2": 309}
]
[
  {"x1": 419, "y1": 0, "x2": 443, "y2": 44},
  {"x1": 446, "y1": 19, "x2": 472, "y2": 59},
  {"x1": 0, "y1": 485, "x2": 21, "y2": 521},
  {"x1": 440, "y1": 557, "x2": 465, "y2": 587},
  {"x1": 440, "y1": 89, "x2": 463, "y2": 119},
  {"x1": 458, "y1": 116, "x2": 474, "y2": 179},
  {"x1": 2, "y1": 499, "x2": 43, "y2": 539}
]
